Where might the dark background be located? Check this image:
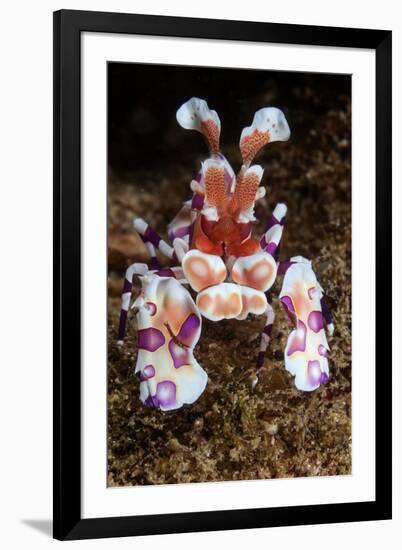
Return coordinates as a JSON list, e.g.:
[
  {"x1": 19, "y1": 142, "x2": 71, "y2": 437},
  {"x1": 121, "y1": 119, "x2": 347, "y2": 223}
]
[
  {"x1": 108, "y1": 62, "x2": 350, "y2": 175},
  {"x1": 107, "y1": 62, "x2": 352, "y2": 487}
]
